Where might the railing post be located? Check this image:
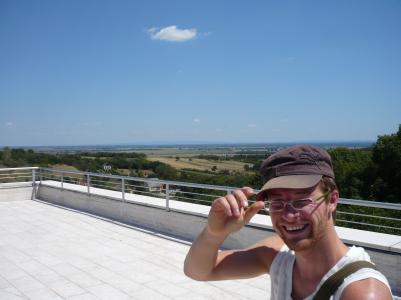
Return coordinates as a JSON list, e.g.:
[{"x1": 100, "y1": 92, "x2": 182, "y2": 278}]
[
  {"x1": 61, "y1": 173, "x2": 64, "y2": 190},
  {"x1": 31, "y1": 169, "x2": 36, "y2": 200},
  {"x1": 87, "y1": 174, "x2": 90, "y2": 194},
  {"x1": 122, "y1": 178, "x2": 125, "y2": 201},
  {"x1": 165, "y1": 183, "x2": 170, "y2": 211},
  {"x1": 32, "y1": 169, "x2": 36, "y2": 187},
  {"x1": 120, "y1": 178, "x2": 125, "y2": 219}
]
